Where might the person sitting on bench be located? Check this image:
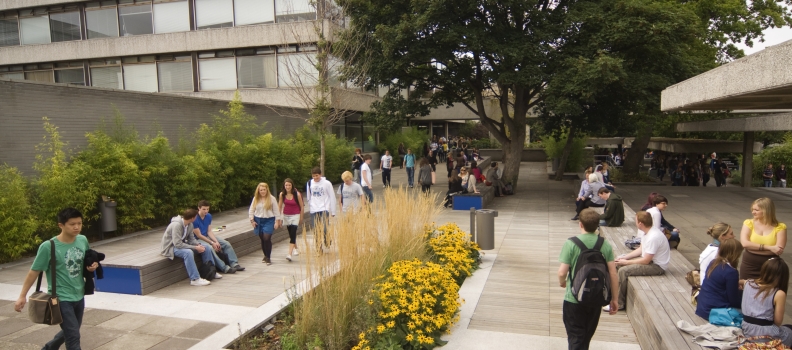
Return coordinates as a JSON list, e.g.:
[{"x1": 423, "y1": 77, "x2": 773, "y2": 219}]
[
  {"x1": 160, "y1": 209, "x2": 216, "y2": 286},
  {"x1": 598, "y1": 188, "x2": 624, "y2": 227},
  {"x1": 193, "y1": 200, "x2": 245, "y2": 274},
  {"x1": 572, "y1": 173, "x2": 605, "y2": 221}
]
